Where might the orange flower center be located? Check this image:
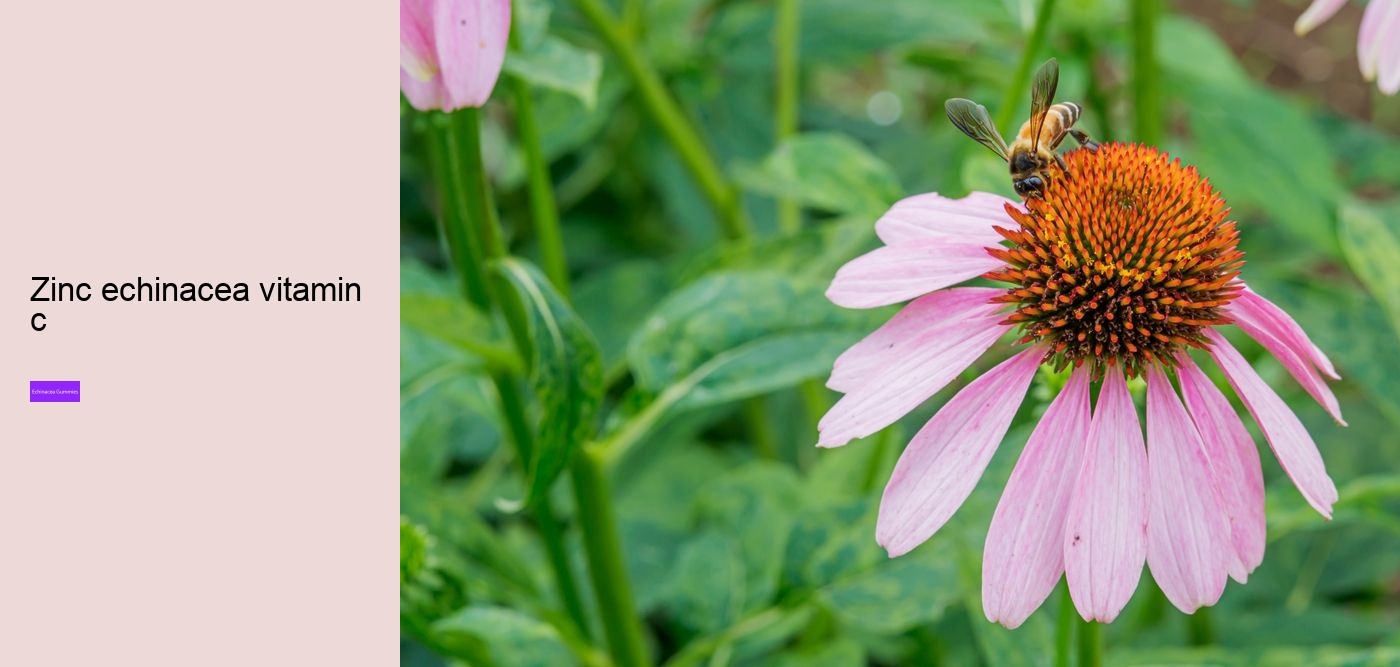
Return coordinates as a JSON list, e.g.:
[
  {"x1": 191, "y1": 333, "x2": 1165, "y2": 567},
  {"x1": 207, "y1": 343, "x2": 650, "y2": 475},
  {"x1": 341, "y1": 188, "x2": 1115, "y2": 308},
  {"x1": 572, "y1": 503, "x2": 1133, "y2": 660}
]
[{"x1": 985, "y1": 143, "x2": 1244, "y2": 378}]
